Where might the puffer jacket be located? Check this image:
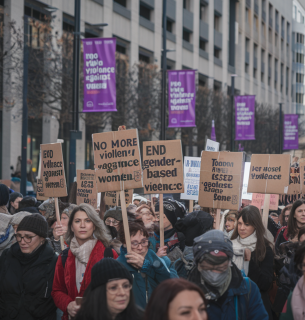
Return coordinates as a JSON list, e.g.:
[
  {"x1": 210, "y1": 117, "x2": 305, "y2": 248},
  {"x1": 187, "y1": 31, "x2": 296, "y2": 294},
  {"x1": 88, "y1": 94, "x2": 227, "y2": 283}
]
[
  {"x1": 117, "y1": 246, "x2": 178, "y2": 309},
  {"x1": 0, "y1": 242, "x2": 58, "y2": 320}
]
